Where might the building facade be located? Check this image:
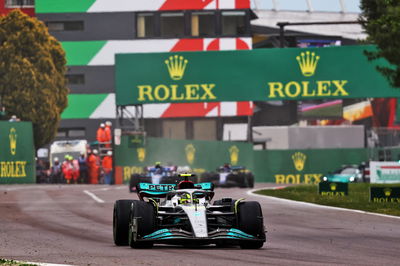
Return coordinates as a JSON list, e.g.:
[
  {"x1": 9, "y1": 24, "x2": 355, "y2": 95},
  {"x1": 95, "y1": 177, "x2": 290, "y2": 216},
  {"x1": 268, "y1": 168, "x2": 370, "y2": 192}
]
[
  {"x1": 0, "y1": 0, "x2": 34, "y2": 16},
  {"x1": 35, "y1": 0, "x2": 254, "y2": 142}
]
